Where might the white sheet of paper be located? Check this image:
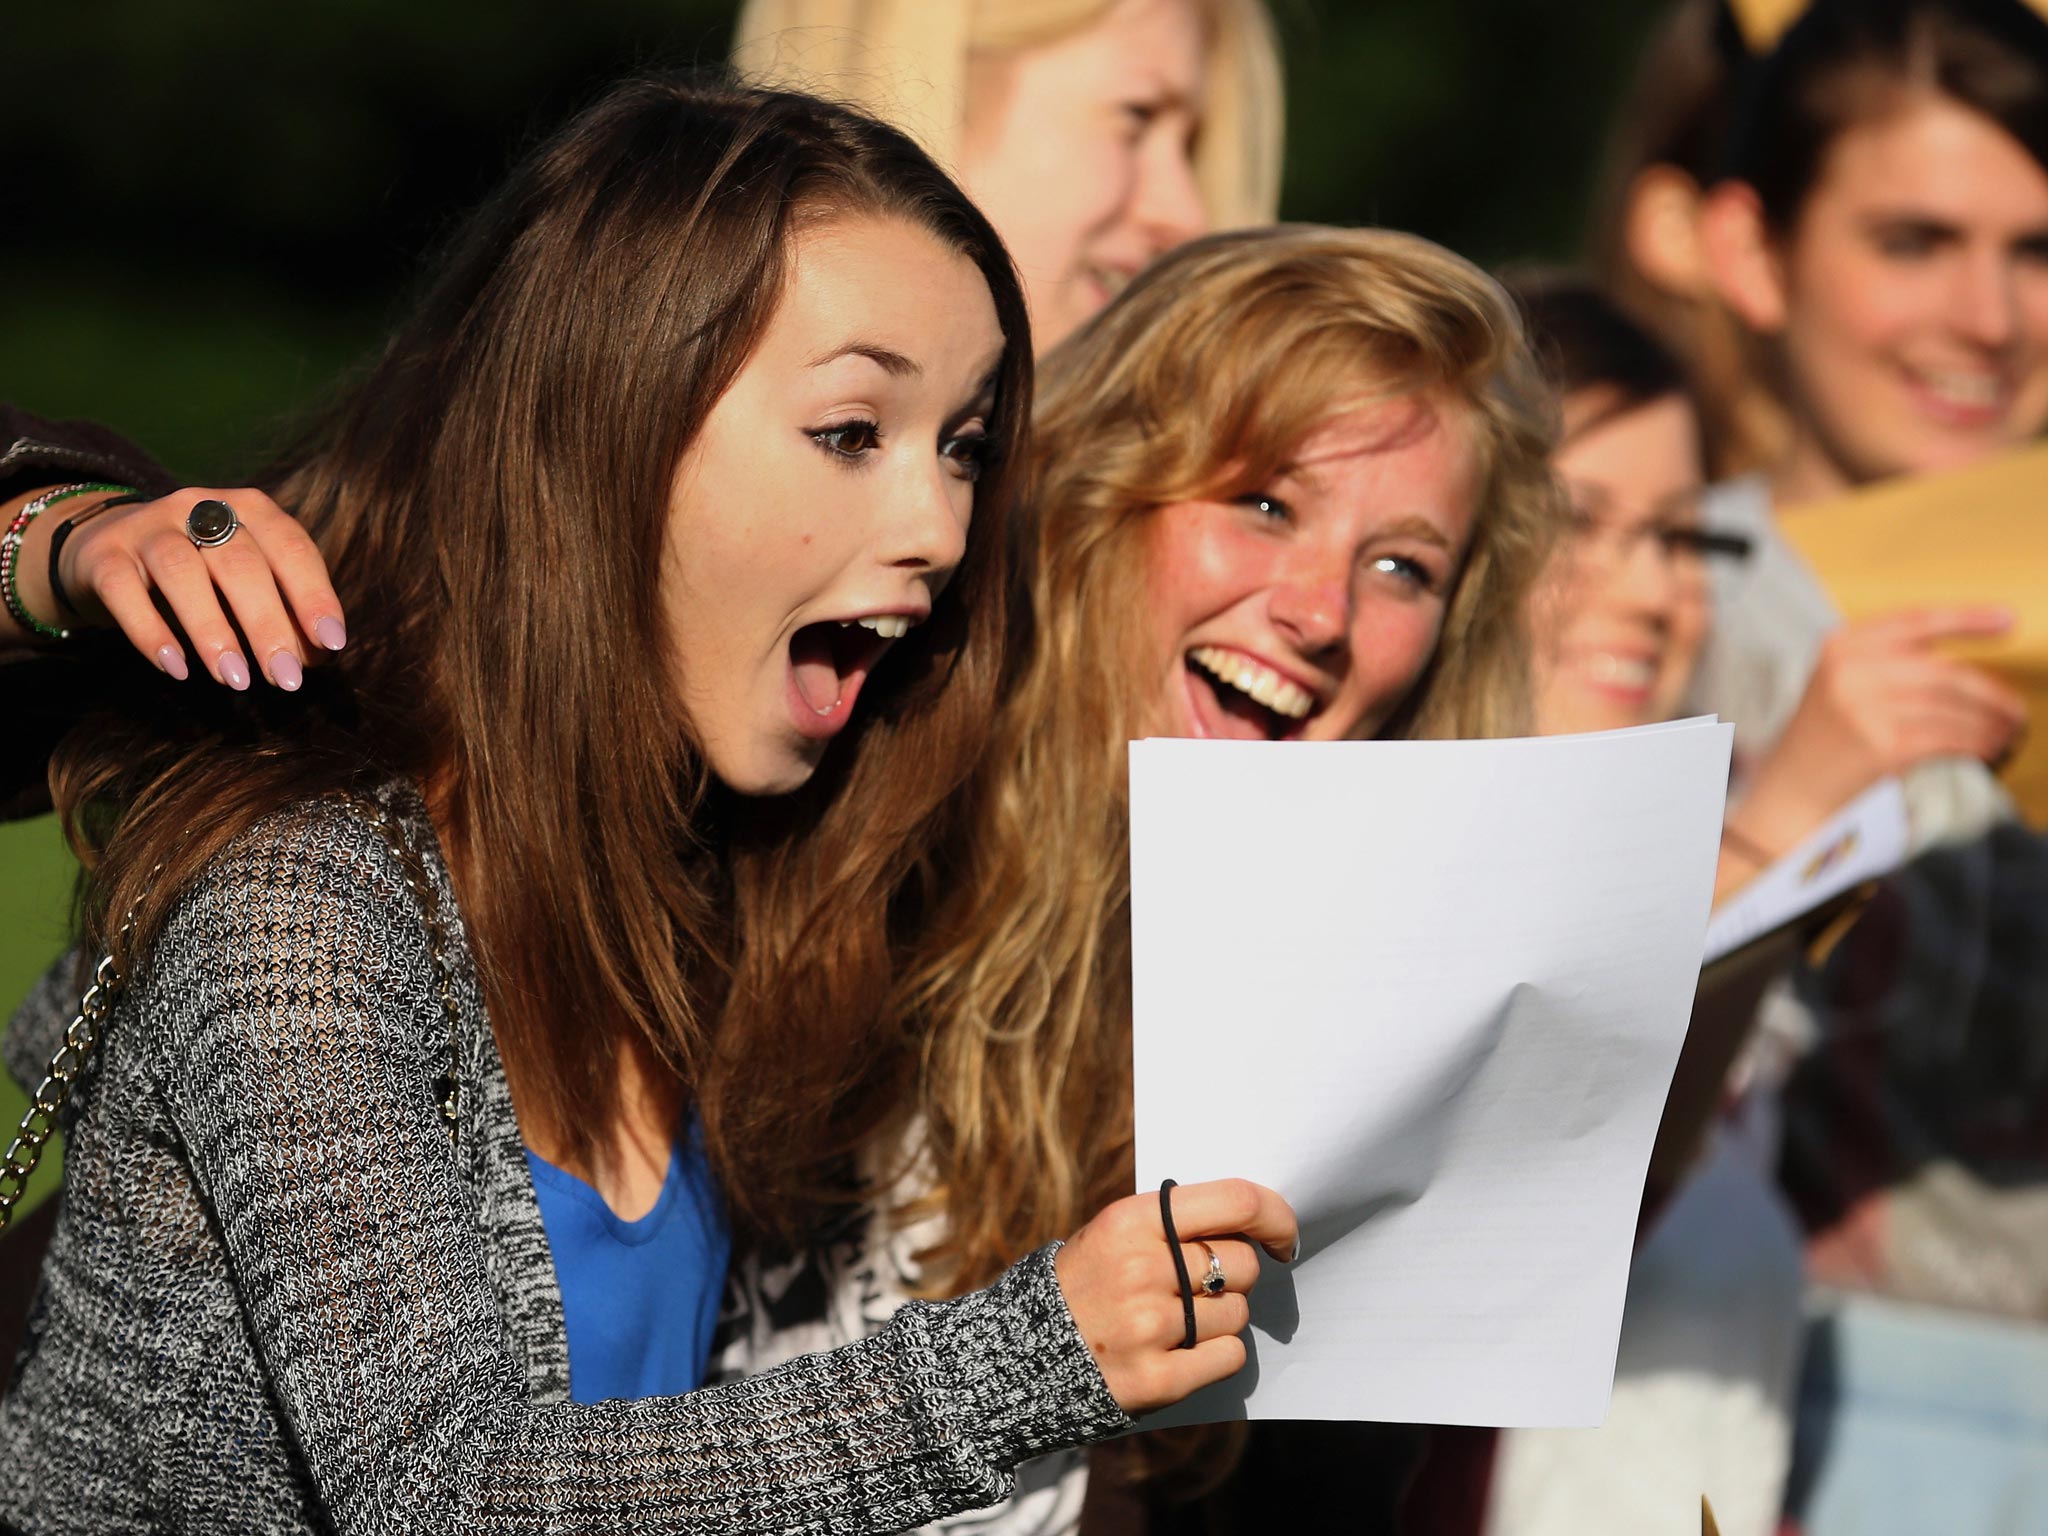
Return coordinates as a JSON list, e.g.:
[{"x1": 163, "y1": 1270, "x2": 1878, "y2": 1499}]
[
  {"x1": 1129, "y1": 719, "x2": 1732, "y2": 1428},
  {"x1": 1702, "y1": 779, "x2": 1909, "y2": 964}
]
